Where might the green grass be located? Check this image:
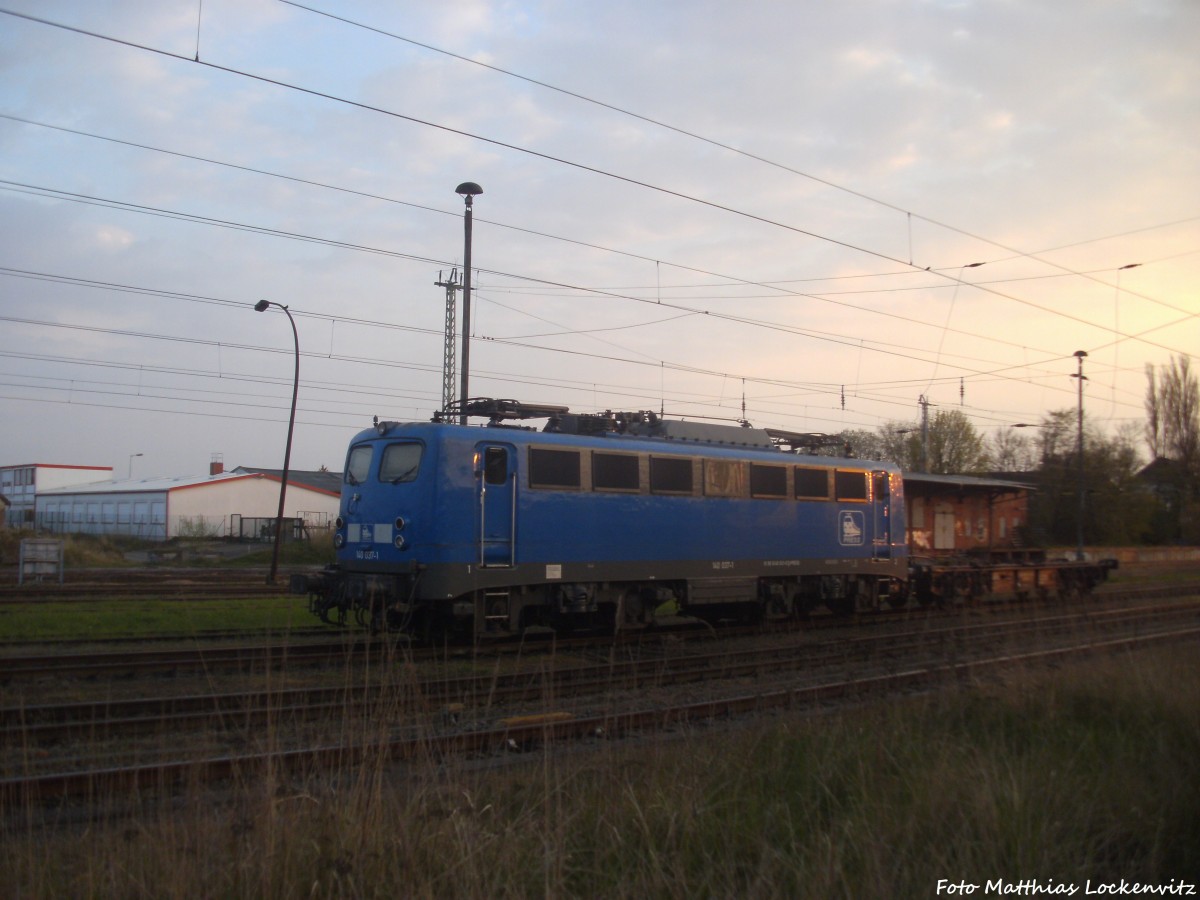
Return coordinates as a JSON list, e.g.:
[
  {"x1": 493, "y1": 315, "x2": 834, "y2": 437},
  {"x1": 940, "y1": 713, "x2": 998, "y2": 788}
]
[
  {"x1": 3, "y1": 645, "x2": 1198, "y2": 897},
  {"x1": 0, "y1": 596, "x2": 309, "y2": 641}
]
